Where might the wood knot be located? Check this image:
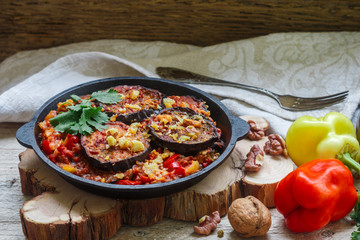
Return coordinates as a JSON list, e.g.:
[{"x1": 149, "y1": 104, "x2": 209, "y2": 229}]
[
  {"x1": 321, "y1": 230, "x2": 335, "y2": 237},
  {"x1": 133, "y1": 230, "x2": 147, "y2": 237}
]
